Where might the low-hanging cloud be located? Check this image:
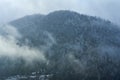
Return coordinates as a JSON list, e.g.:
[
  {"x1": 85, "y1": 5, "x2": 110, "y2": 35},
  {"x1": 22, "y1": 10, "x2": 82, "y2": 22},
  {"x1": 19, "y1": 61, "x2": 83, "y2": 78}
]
[{"x1": 0, "y1": 24, "x2": 46, "y2": 62}]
